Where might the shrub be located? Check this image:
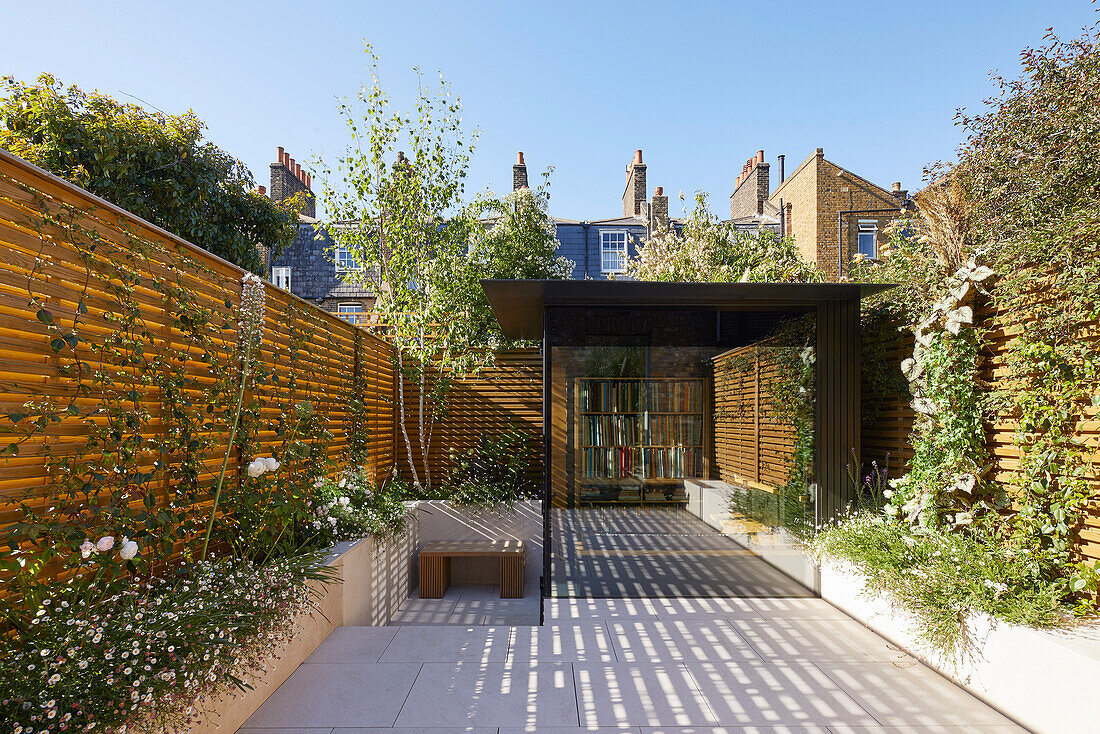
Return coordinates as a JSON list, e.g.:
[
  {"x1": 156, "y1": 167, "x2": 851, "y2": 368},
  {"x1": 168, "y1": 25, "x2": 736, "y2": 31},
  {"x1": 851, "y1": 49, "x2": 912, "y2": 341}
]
[
  {"x1": 0, "y1": 552, "x2": 334, "y2": 734},
  {"x1": 814, "y1": 512, "x2": 1065, "y2": 655}
]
